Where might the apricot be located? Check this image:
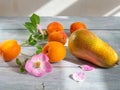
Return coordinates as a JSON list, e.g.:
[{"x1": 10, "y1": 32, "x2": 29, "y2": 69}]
[
  {"x1": 47, "y1": 22, "x2": 64, "y2": 35},
  {"x1": 70, "y1": 22, "x2": 87, "y2": 34},
  {"x1": 42, "y1": 41, "x2": 66, "y2": 63},
  {"x1": 48, "y1": 31, "x2": 67, "y2": 45},
  {"x1": 0, "y1": 39, "x2": 21, "y2": 62}
]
